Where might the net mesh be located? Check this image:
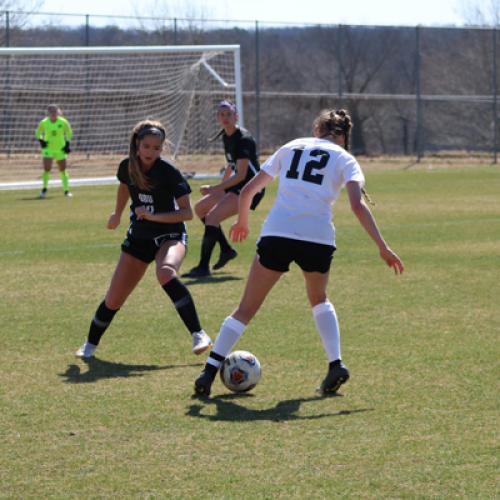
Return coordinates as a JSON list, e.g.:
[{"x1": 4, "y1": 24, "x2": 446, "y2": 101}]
[{"x1": 0, "y1": 47, "x2": 239, "y2": 158}]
